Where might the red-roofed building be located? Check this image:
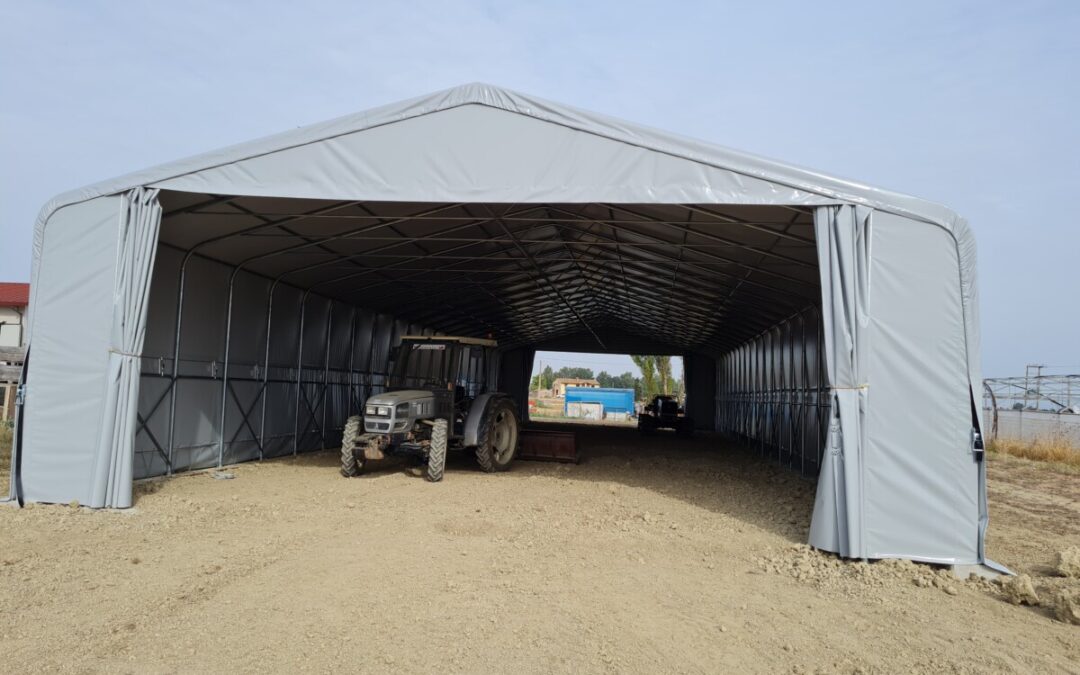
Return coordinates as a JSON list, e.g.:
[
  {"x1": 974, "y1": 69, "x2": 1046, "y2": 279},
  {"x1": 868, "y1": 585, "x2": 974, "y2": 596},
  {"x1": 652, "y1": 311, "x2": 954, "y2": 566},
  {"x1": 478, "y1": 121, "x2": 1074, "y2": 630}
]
[{"x1": 0, "y1": 282, "x2": 29, "y2": 347}]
